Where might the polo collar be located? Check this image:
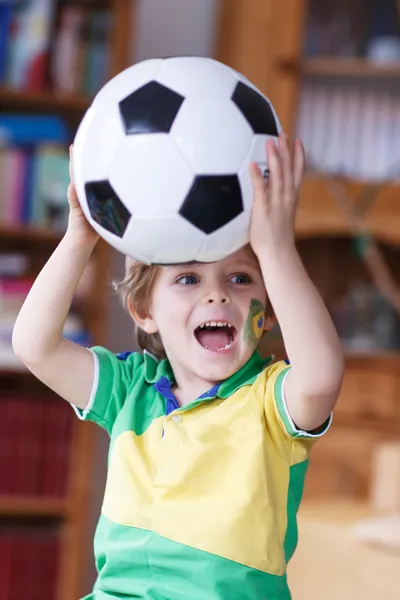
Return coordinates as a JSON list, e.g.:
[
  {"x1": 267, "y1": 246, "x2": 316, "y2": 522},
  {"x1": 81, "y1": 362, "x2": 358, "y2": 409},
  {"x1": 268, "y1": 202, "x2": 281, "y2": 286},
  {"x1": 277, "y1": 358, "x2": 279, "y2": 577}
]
[{"x1": 144, "y1": 349, "x2": 273, "y2": 399}]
